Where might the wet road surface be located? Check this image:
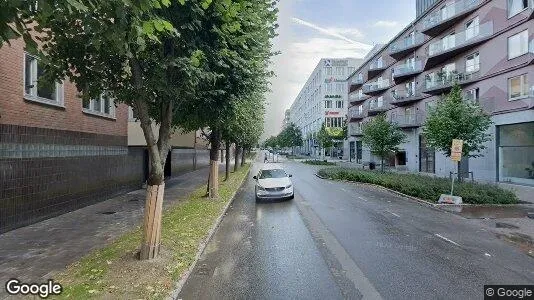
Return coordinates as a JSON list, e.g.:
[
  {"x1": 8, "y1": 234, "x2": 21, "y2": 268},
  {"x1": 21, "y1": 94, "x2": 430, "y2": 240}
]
[{"x1": 178, "y1": 160, "x2": 534, "y2": 300}]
